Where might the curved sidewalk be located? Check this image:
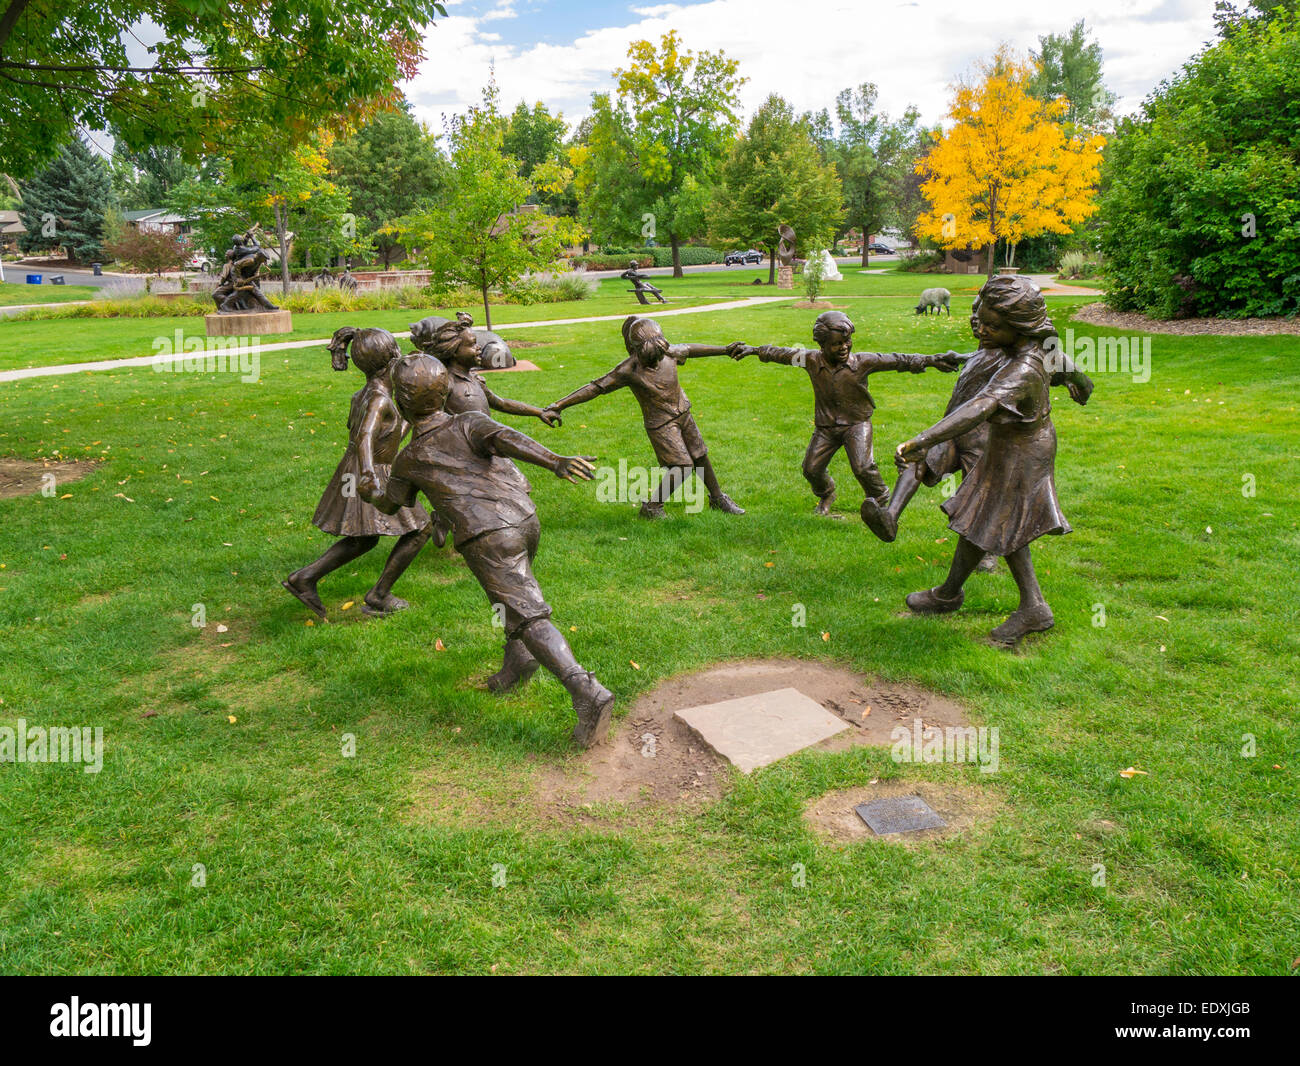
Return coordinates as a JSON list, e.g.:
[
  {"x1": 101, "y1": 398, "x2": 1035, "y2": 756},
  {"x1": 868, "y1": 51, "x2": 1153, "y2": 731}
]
[{"x1": 0, "y1": 295, "x2": 792, "y2": 384}]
